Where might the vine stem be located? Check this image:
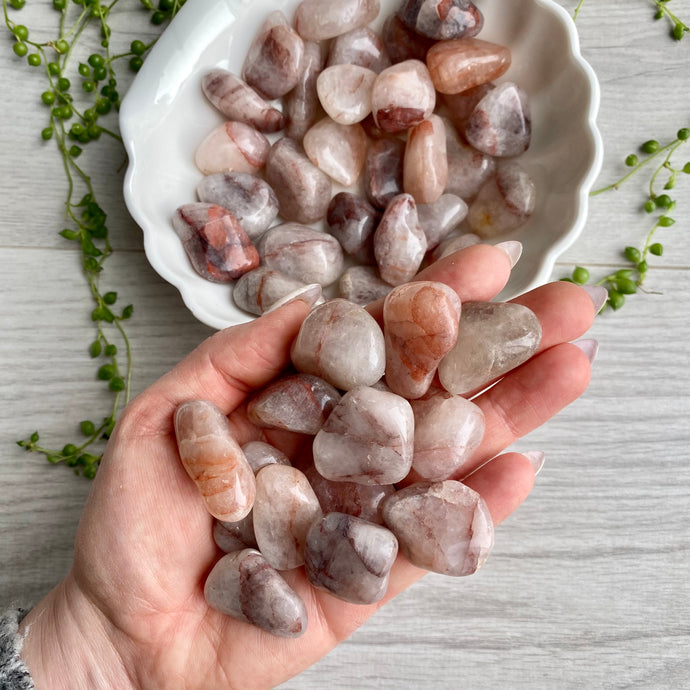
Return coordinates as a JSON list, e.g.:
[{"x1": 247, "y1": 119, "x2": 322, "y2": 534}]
[{"x1": 573, "y1": 0, "x2": 586, "y2": 20}]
